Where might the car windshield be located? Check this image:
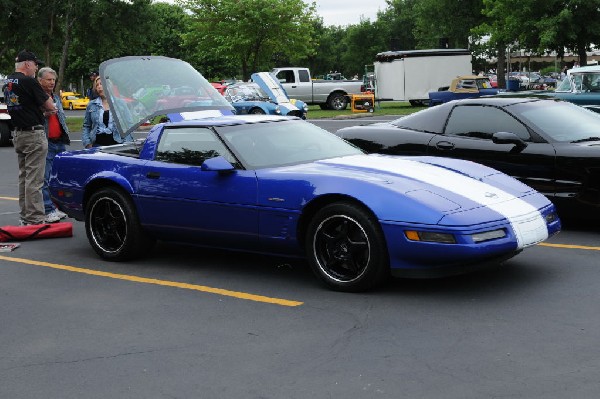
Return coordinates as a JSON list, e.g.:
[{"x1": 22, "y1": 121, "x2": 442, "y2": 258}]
[
  {"x1": 513, "y1": 101, "x2": 600, "y2": 142},
  {"x1": 225, "y1": 84, "x2": 270, "y2": 102},
  {"x1": 218, "y1": 119, "x2": 363, "y2": 169},
  {"x1": 555, "y1": 78, "x2": 571, "y2": 92},
  {"x1": 100, "y1": 56, "x2": 233, "y2": 136},
  {"x1": 572, "y1": 73, "x2": 600, "y2": 92}
]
